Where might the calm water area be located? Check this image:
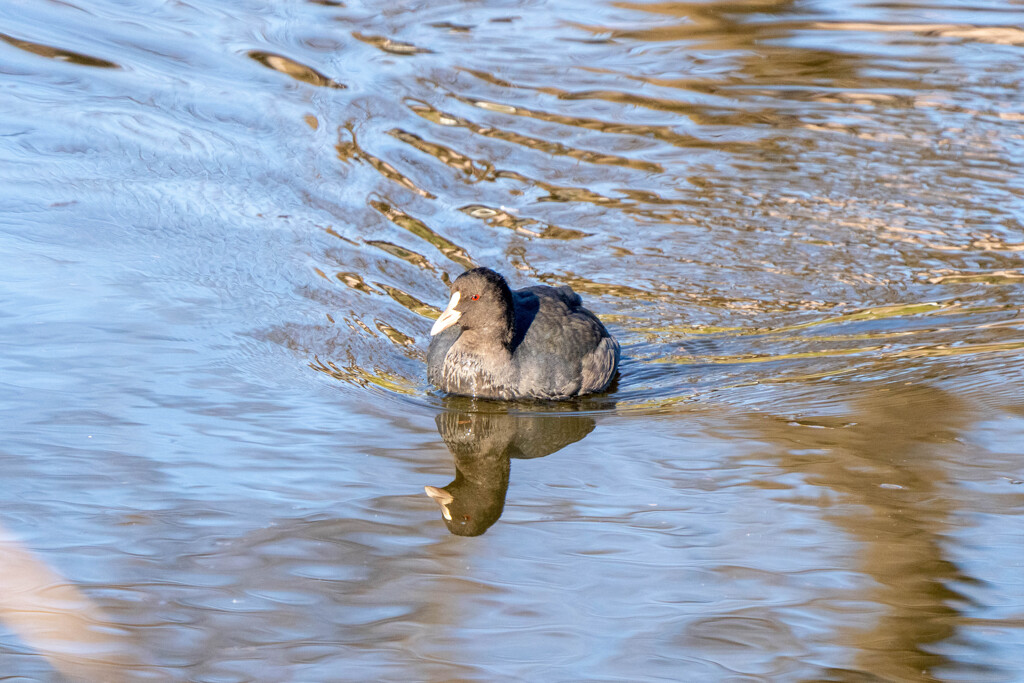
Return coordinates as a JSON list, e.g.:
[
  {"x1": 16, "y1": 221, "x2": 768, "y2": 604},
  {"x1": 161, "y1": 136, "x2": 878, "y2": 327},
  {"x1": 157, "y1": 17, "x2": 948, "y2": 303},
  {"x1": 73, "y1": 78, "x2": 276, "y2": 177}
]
[{"x1": 2, "y1": 0, "x2": 1024, "y2": 680}]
